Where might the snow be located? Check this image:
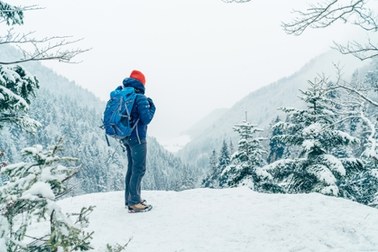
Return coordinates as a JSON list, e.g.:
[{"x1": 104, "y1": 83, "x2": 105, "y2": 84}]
[
  {"x1": 320, "y1": 185, "x2": 339, "y2": 196},
  {"x1": 303, "y1": 123, "x2": 322, "y2": 135},
  {"x1": 308, "y1": 164, "x2": 337, "y2": 187},
  {"x1": 302, "y1": 139, "x2": 317, "y2": 151},
  {"x1": 22, "y1": 145, "x2": 44, "y2": 156},
  {"x1": 359, "y1": 109, "x2": 378, "y2": 160},
  {"x1": 21, "y1": 181, "x2": 55, "y2": 200},
  {"x1": 0, "y1": 239, "x2": 5, "y2": 252},
  {"x1": 263, "y1": 158, "x2": 300, "y2": 171},
  {"x1": 0, "y1": 216, "x2": 9, "y2": 252},
  {"x1": 322, "y1": 154, "x2": 346, "y2": 176},
  {"x1": 255, "y1": 168, "x2": 273, "y2": 180},
  {"x1": 372, "y1": 169, "x2": 378, "y2": 179},
  {"x1": 1, "y1": 67, "x2": 17, "y2": 83},
  {"x1": 336, "y1": 130, "x2": 358, "y2": 143},
  {"x1": 0, "y1": 84, "x2": 29, "y2": 109},
  {"x1": 59, "y1": 188, "x2": 378, "y2": 252}
]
